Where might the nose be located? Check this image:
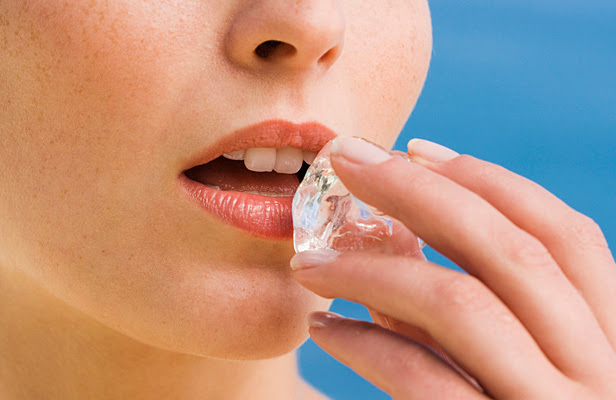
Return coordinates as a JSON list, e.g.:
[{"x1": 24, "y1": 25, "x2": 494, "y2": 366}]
[{"x1": 224, "y1": 0, "x2": 345, "y2": 73}]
